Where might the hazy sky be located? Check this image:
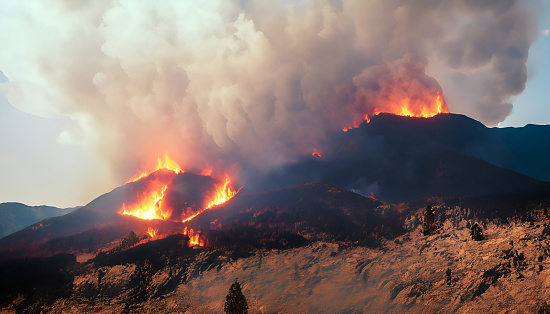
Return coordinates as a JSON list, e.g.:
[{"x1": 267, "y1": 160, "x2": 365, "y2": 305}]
[{"x1": 0, "y1": 0, "x2": 549, "y2": 207}]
